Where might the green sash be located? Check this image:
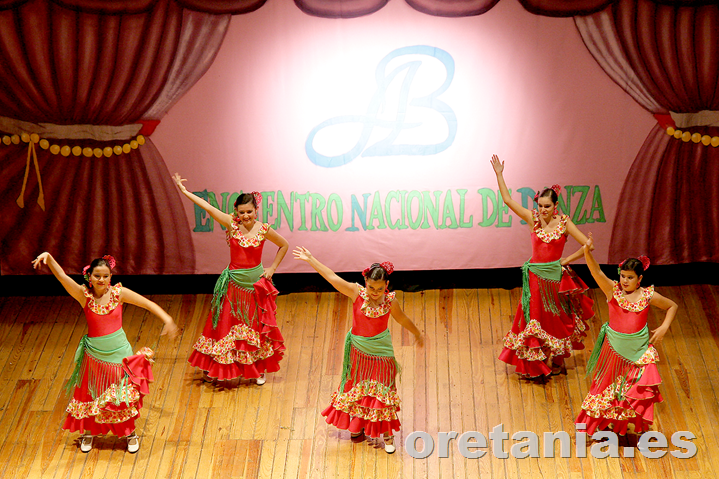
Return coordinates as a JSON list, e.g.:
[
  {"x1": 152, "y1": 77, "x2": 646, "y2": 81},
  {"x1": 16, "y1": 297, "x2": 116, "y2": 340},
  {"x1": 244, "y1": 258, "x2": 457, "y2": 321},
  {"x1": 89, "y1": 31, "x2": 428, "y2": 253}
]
[
  {"x1": 64, "y1": 328, "x2": 133, "y2": 395},
  {"x1": 521, "y1": 259, "x2": 563, "y2": 326},
  {"x1": 210, "y1": 264, "x2": 264, "y2": 328},
  {"x1": 585, "y1": 322, "x2": 649, "y2": 377},
  {"x1": 339, "y1": 329, "x2": 399, "y2": 392}
]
